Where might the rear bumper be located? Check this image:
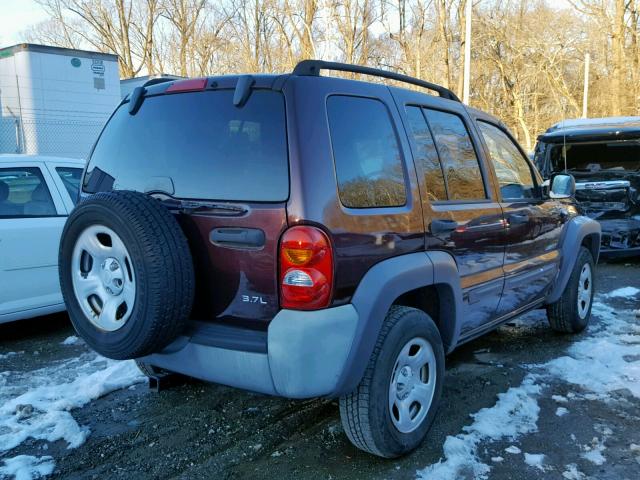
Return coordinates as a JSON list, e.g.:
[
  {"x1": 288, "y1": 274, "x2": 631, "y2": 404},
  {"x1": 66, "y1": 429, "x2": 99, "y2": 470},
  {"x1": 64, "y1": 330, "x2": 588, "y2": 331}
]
[{"x1": 141, "y1": 305, "x2": 359, "y2": 399}]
